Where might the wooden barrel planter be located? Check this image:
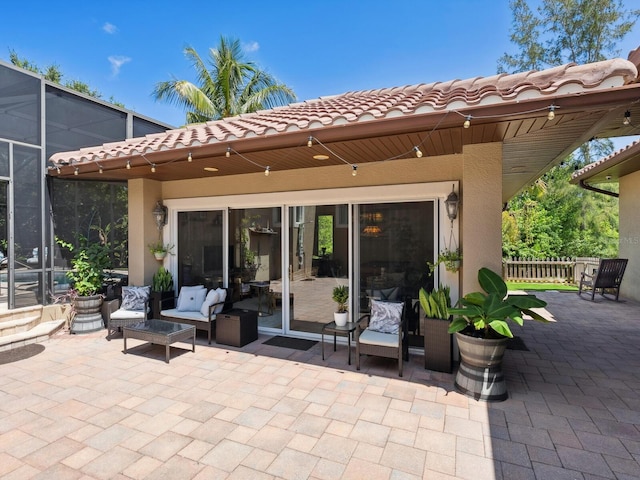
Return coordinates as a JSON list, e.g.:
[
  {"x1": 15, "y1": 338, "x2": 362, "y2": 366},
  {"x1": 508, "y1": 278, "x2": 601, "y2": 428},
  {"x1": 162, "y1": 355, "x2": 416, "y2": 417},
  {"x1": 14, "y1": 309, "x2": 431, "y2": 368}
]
[
  {"x1": 71, "y1": 295, "x2": 104, "y2": 334},
  {"x1": 454, "y1": 332, "x2": 508, "y2": 402}
]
